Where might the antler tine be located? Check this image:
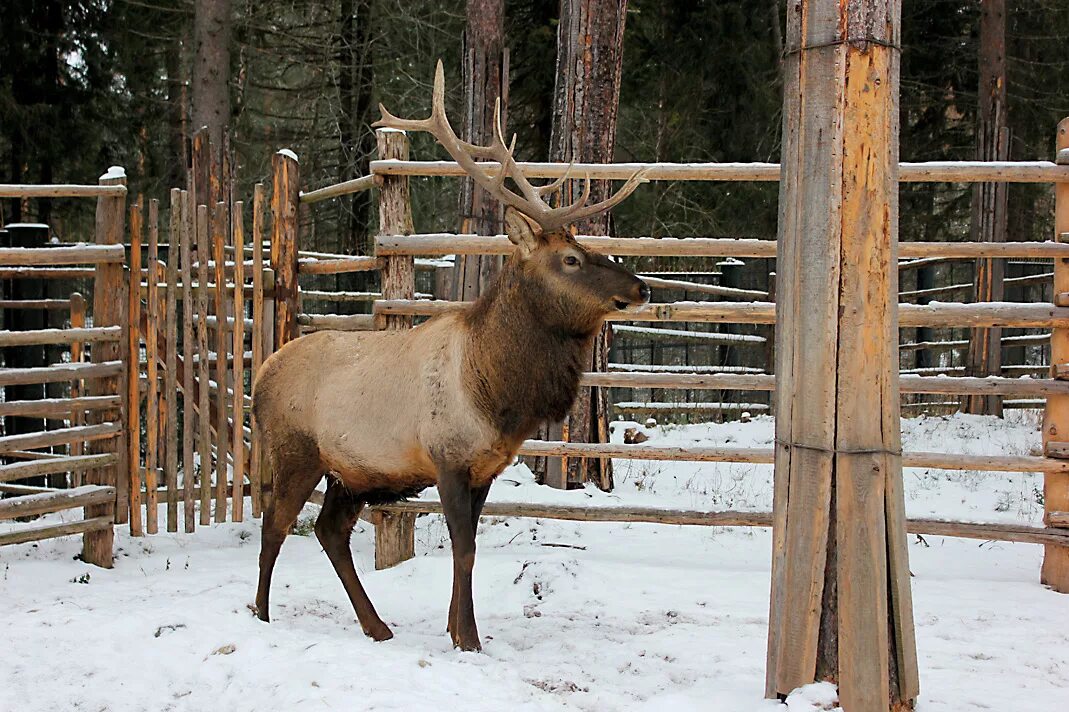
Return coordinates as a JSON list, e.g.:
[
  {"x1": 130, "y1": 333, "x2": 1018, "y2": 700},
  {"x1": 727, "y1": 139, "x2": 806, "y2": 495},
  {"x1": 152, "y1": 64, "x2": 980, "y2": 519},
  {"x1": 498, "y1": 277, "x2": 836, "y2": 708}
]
[
  {"x1": 538, "y1": 168, "x2": 651, "y2": 232},
  {"x1": 487, "y1": 98, "x2": 550, "y2": 209},
  {"x1": 536, "y1": 163, "x2": 574, "y2": 199}
]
